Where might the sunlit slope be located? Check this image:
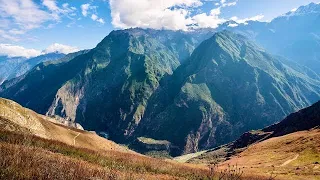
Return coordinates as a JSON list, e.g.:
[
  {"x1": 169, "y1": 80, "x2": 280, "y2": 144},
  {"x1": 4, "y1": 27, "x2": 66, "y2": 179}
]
[{"x1": 0, "y1": 98, "x2": 132, "y2": 153}]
